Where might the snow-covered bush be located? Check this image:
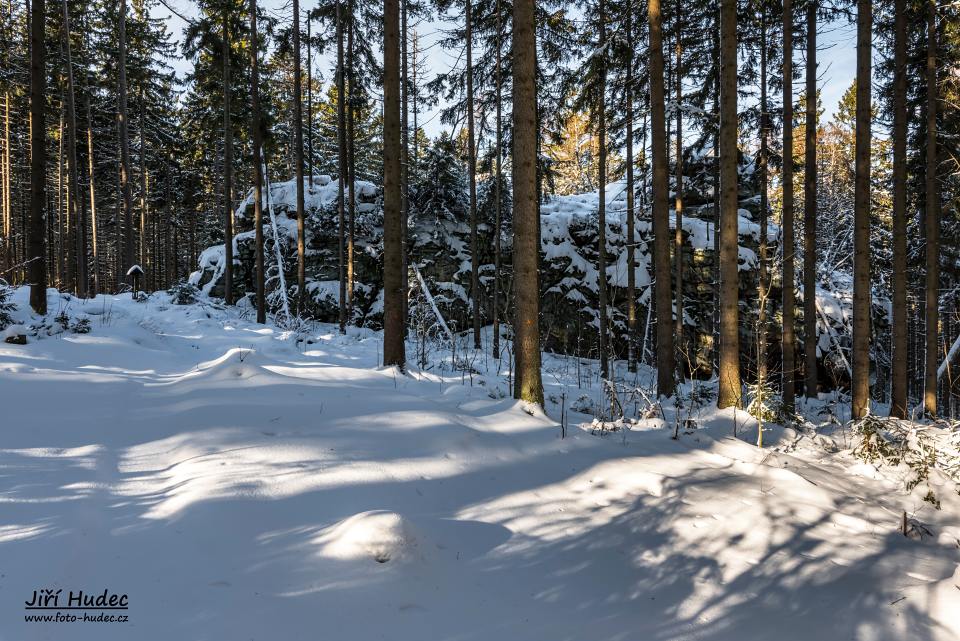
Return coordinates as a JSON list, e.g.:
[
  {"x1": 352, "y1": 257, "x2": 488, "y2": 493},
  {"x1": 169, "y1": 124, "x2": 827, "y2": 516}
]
[
  {"x1": 0, "y1": 279, "x2": 15, "y2": 329},
  {"x1": 168, "y1": 281, "x2": 202, "y2": 305},
  {"x1": 852, "y1": 416, "x2": 960, "y2": 508}
]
